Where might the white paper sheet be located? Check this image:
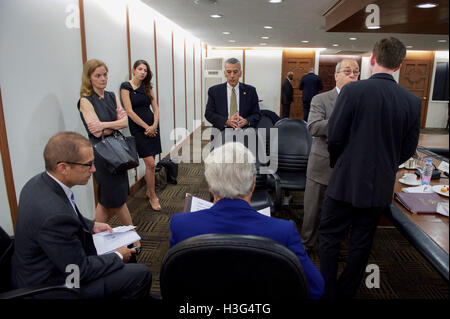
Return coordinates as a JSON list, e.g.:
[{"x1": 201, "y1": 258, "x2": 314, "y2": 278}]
[{"x1": 93, "y1": 226, "x2": 141, "y2": 255}]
